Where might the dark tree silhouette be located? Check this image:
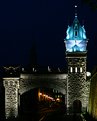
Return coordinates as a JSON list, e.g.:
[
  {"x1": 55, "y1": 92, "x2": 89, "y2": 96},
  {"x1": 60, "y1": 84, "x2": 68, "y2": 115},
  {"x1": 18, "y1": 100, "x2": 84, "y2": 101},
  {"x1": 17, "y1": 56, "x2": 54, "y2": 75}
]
[{"x1": 82, "y1": 0, "x2": 97, "y2": 11}]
